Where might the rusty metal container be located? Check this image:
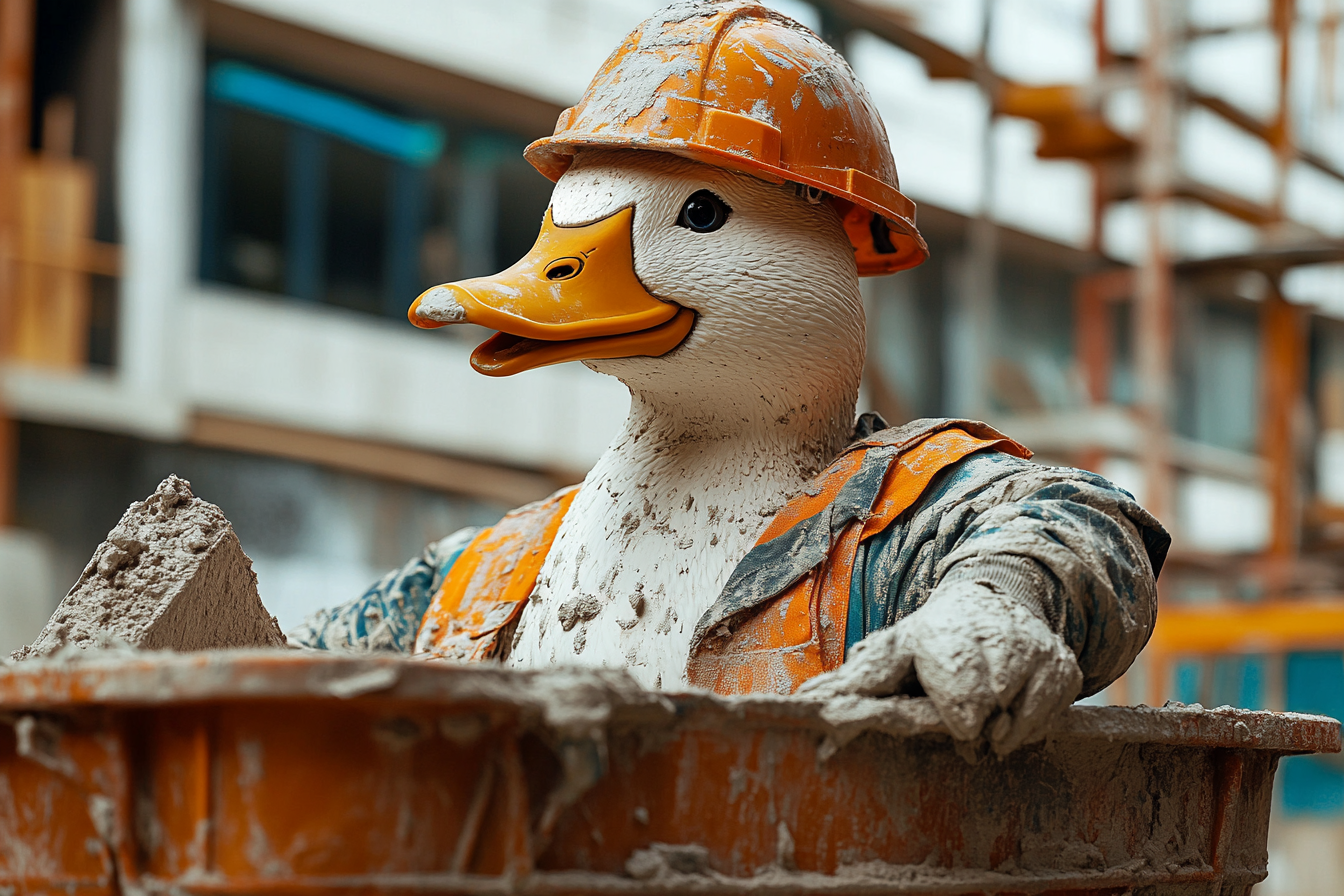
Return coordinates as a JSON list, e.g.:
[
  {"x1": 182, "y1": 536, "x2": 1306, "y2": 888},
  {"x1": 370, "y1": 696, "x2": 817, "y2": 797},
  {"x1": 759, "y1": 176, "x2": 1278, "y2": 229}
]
[{"x1": 1, "y1": 652, "x2": 1338, "y2": 895}]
